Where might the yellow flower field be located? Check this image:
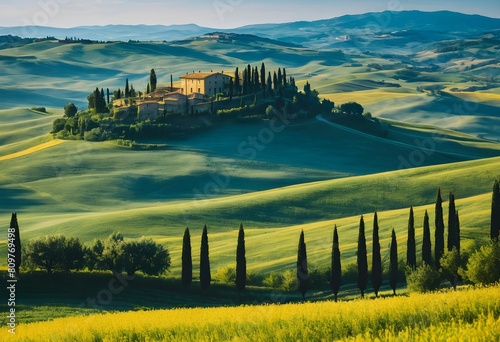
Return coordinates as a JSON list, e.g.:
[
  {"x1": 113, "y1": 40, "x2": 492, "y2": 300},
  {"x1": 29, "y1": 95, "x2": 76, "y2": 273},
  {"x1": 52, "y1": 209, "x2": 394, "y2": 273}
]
[{"x1": 9, "y1": 285, "x2": 500, "y2": 341}]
